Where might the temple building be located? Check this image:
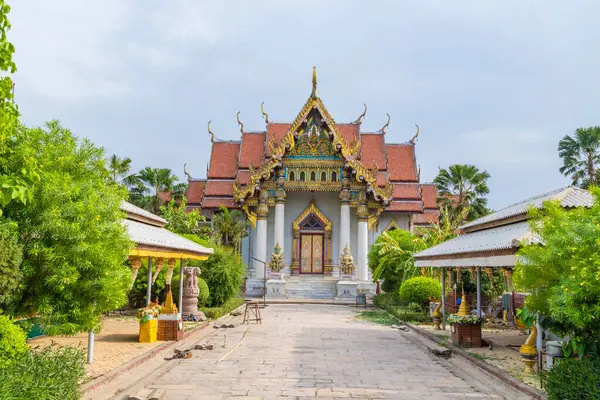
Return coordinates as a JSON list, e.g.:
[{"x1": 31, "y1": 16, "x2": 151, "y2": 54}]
[{"x1": 187, "y1": 68, "x2": 438, "y2": 298}]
